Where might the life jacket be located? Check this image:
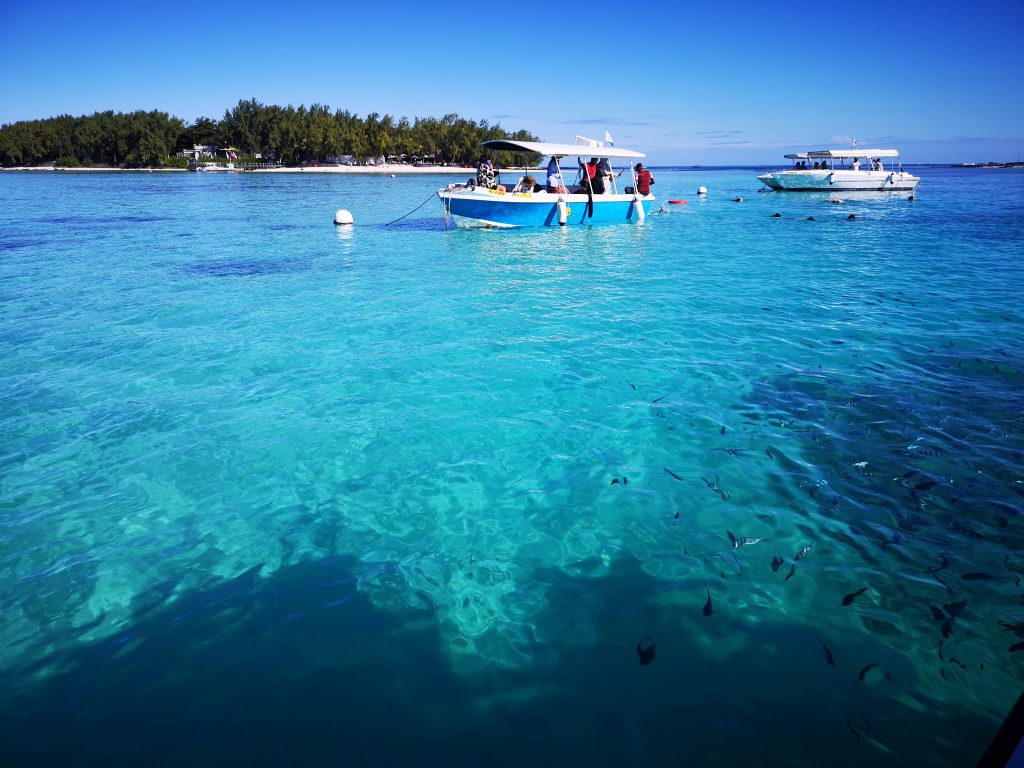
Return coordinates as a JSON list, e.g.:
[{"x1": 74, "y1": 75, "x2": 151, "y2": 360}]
[{"x1": 636, "y1": 169, "x2": 654, "y2": 194}]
